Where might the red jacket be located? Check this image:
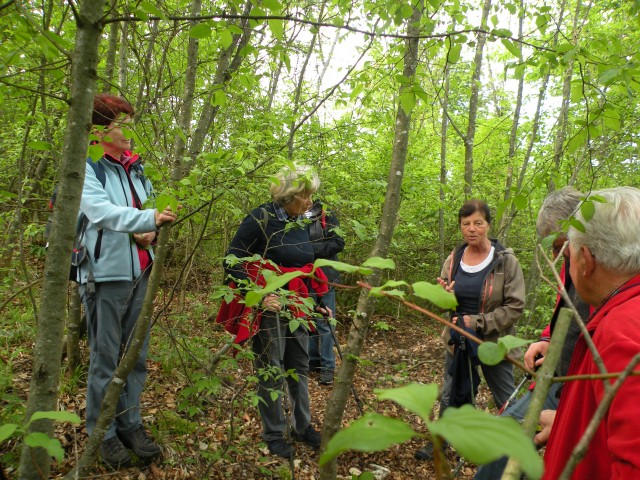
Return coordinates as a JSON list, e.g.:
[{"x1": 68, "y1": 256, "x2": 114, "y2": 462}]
[
  {"x1": 543, "y1": 275, "x2": 640, "y2": 479},
  {"x1": 215, "y1": 261, "x2": 328, "y2": 347}
]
